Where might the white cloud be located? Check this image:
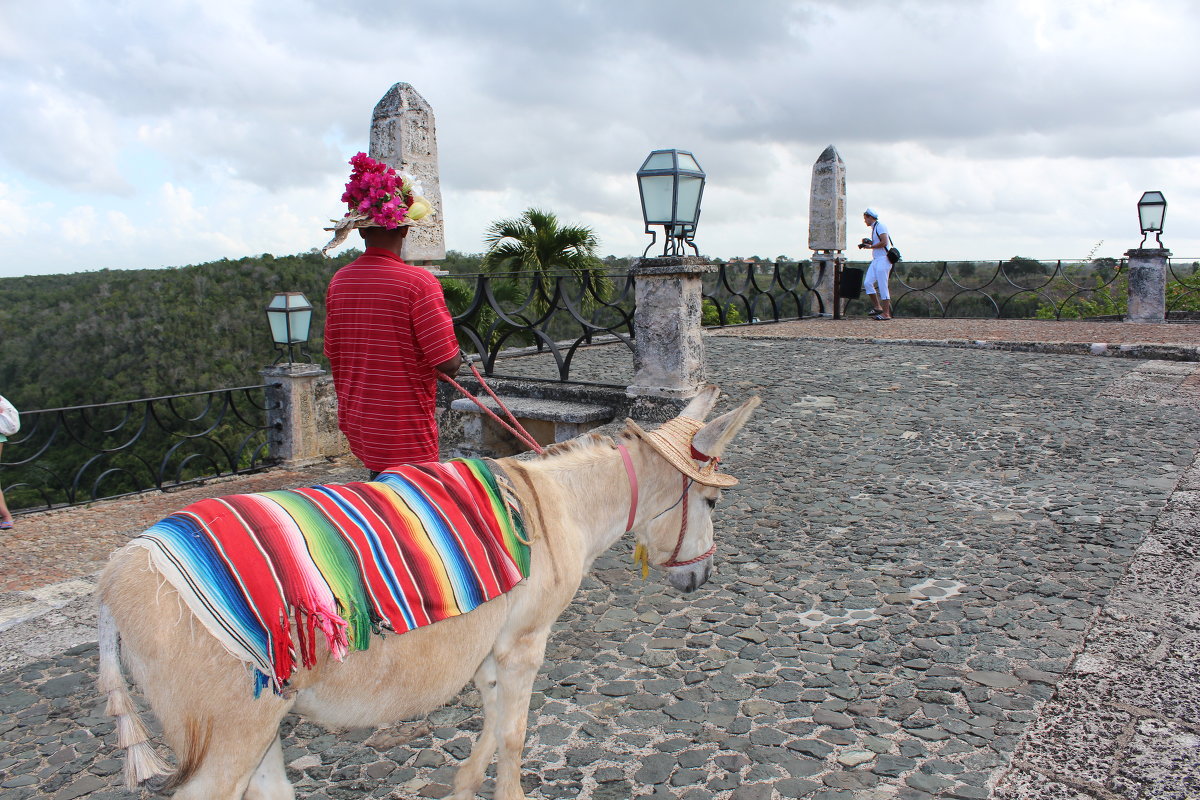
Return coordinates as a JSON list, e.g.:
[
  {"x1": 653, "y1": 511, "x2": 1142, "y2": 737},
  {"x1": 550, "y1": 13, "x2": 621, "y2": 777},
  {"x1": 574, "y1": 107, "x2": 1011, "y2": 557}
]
[
  {"x1": 161, "y1": 183, "x2": 204, "y2": 230},
  {"x1": 1, "y1": 0, "x2": 1199, "y2": 278},
  {"x1": 0, "y1": 82, "x2": 131, "y2": 193},
  {"x1": 0, "y1": 181, "x2": 51, "y2": 246}
]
